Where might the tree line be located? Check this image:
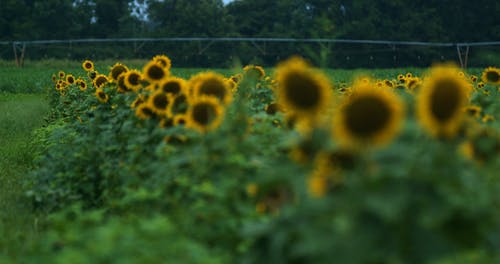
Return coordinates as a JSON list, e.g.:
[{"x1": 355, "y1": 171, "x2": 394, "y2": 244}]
[{"x1": 1, "y1": 0, "x2": 499, "y2": 67}]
